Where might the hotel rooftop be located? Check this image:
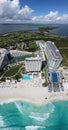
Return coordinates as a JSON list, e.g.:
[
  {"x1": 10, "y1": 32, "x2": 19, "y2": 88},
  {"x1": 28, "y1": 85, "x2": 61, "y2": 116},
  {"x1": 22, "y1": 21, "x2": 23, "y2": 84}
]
[{"x1": 46, "y1": 41, "x2": 62, "y2": 59}]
